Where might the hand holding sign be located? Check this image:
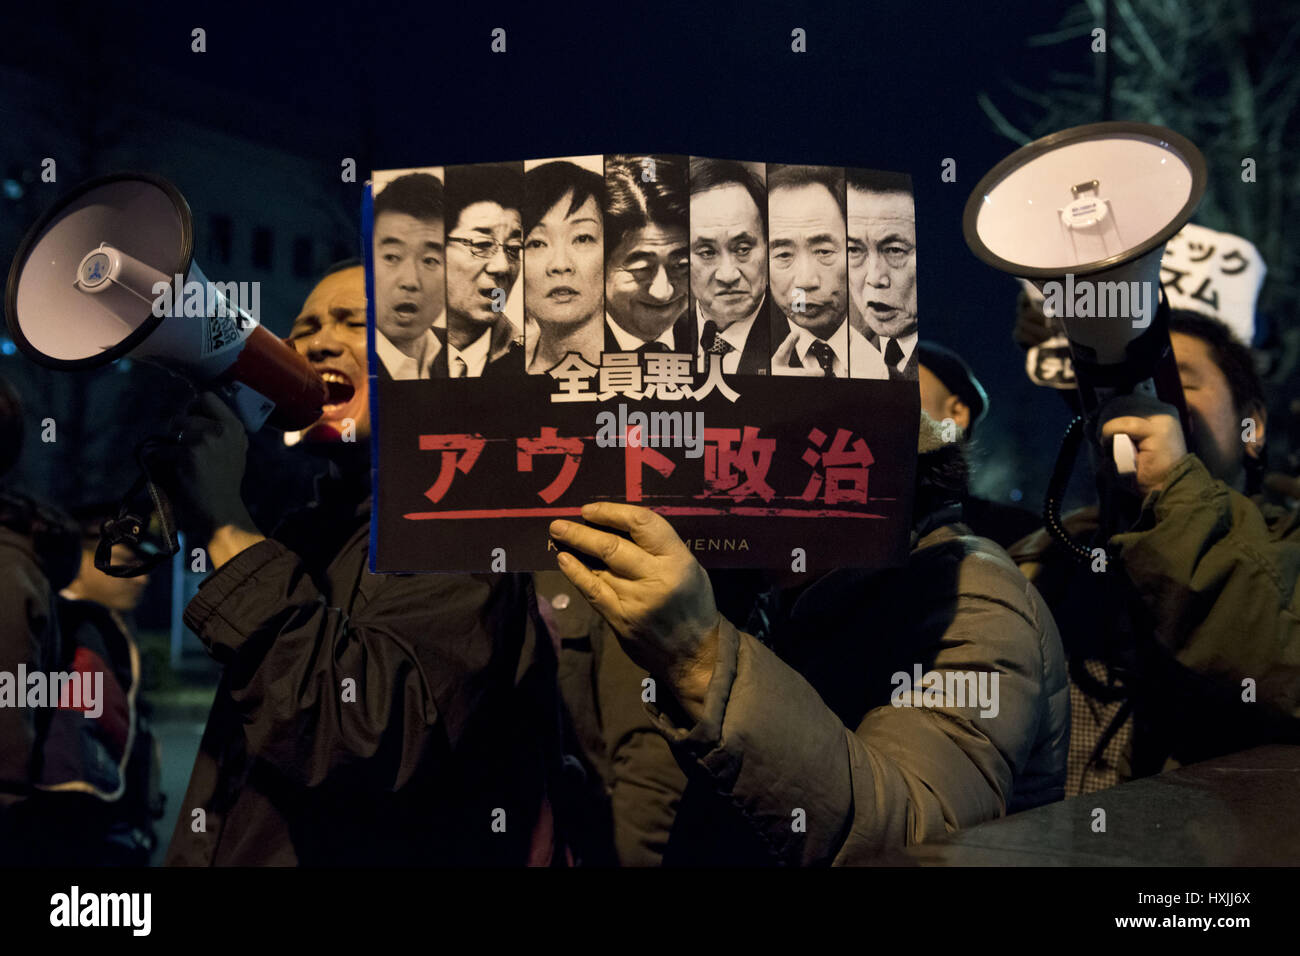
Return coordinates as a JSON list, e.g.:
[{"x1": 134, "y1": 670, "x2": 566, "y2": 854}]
[{"x1": 551, "y1": 502, "x2": 721, "y2": 719}]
